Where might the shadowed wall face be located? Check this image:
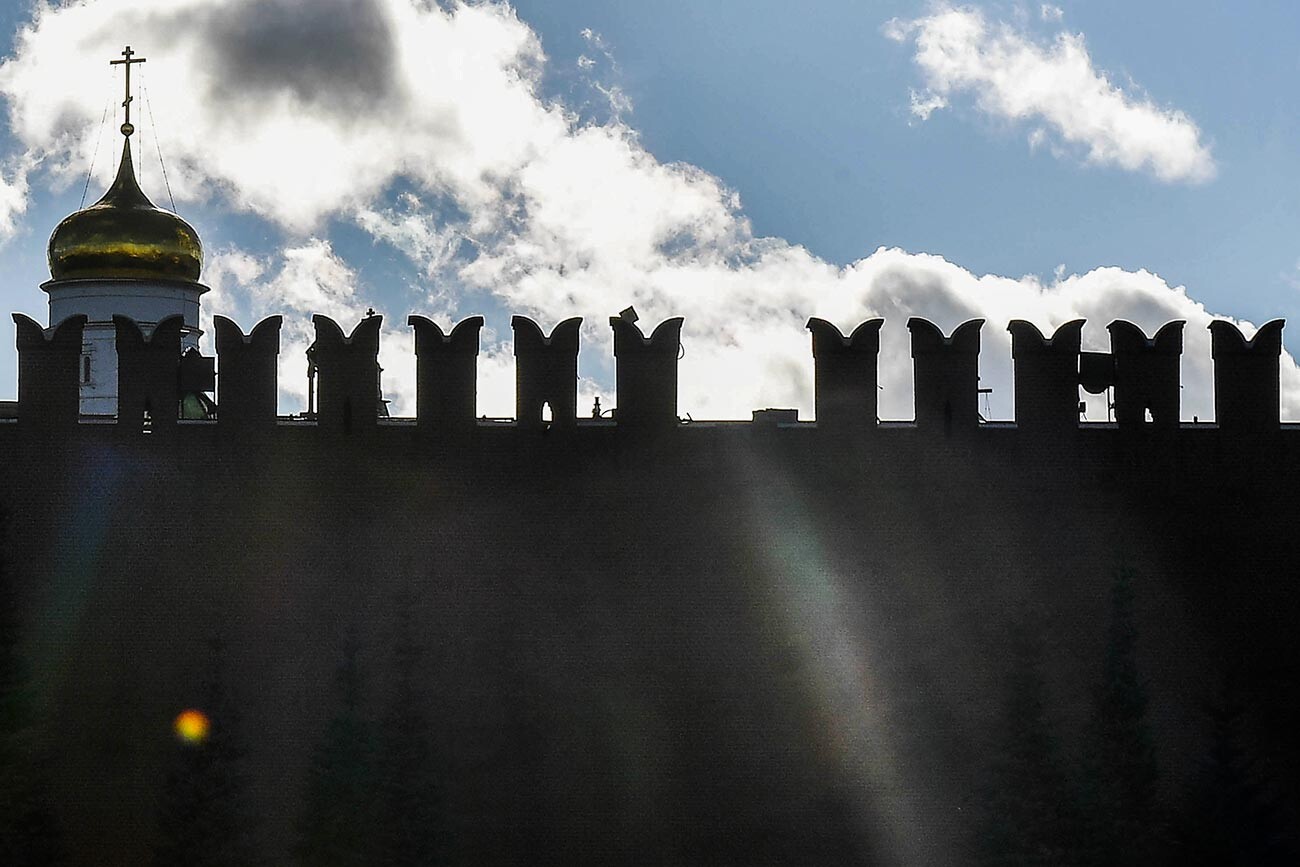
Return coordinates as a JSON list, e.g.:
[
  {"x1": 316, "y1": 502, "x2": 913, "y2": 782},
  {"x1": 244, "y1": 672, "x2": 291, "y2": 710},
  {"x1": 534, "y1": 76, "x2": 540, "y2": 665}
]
[{"x1": 3, "y1": 411, "x2": 1299, "y2": 864}]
